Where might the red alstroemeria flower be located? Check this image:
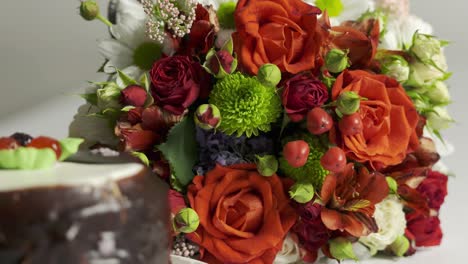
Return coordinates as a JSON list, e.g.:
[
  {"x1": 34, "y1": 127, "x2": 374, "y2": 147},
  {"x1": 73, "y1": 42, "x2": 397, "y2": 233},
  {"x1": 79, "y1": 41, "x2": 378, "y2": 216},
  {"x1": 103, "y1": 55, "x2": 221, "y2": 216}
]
[{"x1": 320, "y1": 163, "x2": 389, "y2": 237}]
